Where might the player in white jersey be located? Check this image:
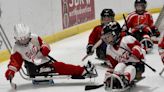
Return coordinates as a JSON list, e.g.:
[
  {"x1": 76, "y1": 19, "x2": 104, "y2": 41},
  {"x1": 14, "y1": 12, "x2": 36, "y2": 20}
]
[
  {"x1": 5, "y1": 24, "x2": 97, "y2": 81},
  {"x1": 101, "y1": 22, "x2": 145, "y2": 89}
]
